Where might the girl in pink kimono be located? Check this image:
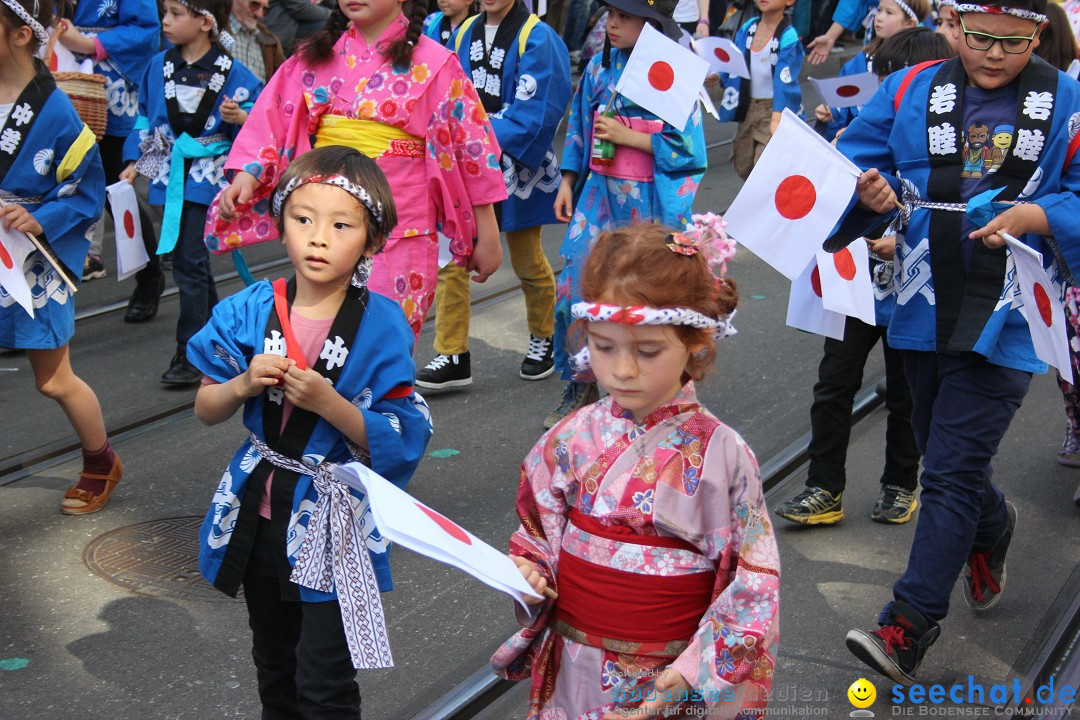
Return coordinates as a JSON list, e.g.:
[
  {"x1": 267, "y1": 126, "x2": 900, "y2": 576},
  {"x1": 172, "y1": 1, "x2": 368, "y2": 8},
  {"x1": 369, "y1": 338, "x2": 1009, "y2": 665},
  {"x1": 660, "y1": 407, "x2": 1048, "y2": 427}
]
[
  {"x1": 211, "y1": 0, "x2": 507, "y2": 337},
  {"x1": 493, "y1": 223, "x2": 780, "y2": 720}
]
